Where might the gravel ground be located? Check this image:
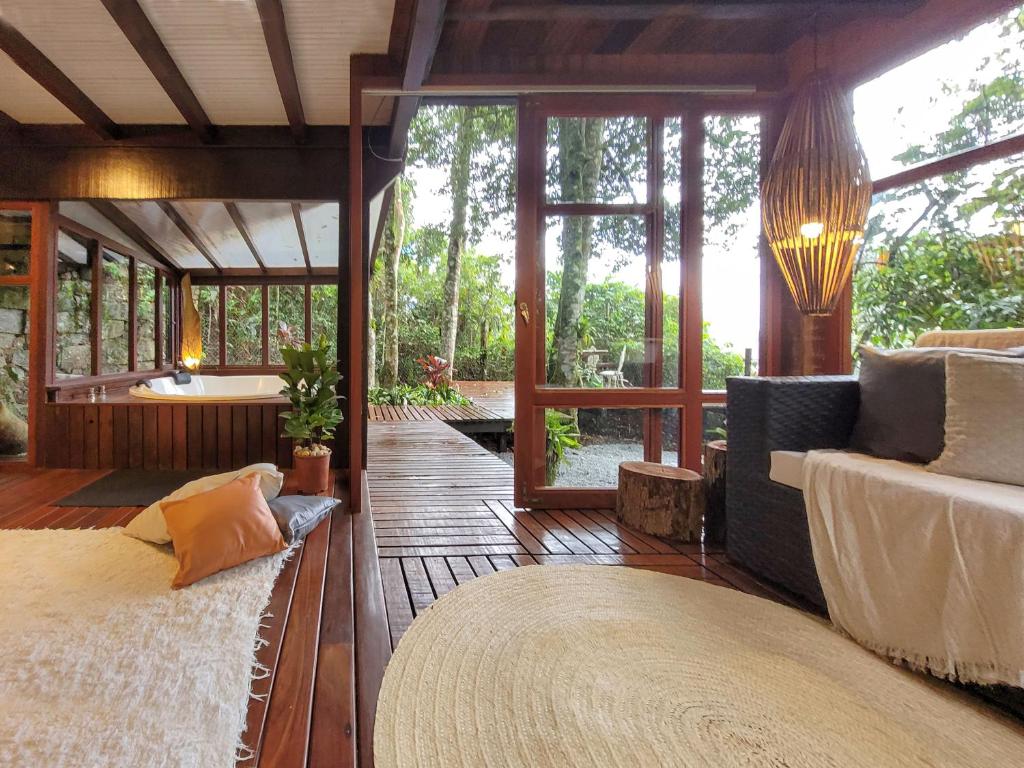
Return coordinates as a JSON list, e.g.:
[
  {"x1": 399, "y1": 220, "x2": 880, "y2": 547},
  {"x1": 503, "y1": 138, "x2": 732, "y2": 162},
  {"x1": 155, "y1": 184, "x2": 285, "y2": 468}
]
[{"x1": 497, "y1": 442, "x2": 679, "y2": 486}]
